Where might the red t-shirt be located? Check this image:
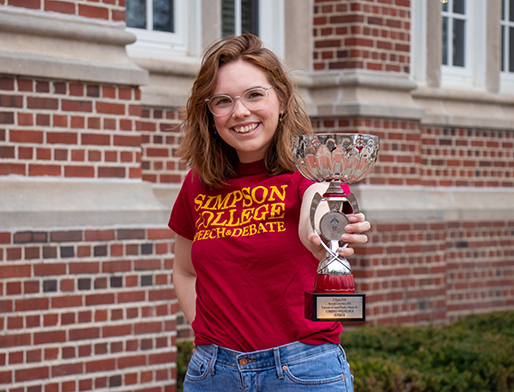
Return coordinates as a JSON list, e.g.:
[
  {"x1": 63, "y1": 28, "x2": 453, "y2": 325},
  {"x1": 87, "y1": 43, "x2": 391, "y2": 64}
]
[{"x1": 168, "y1": 160, "x2": 343, "y2": 352}]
